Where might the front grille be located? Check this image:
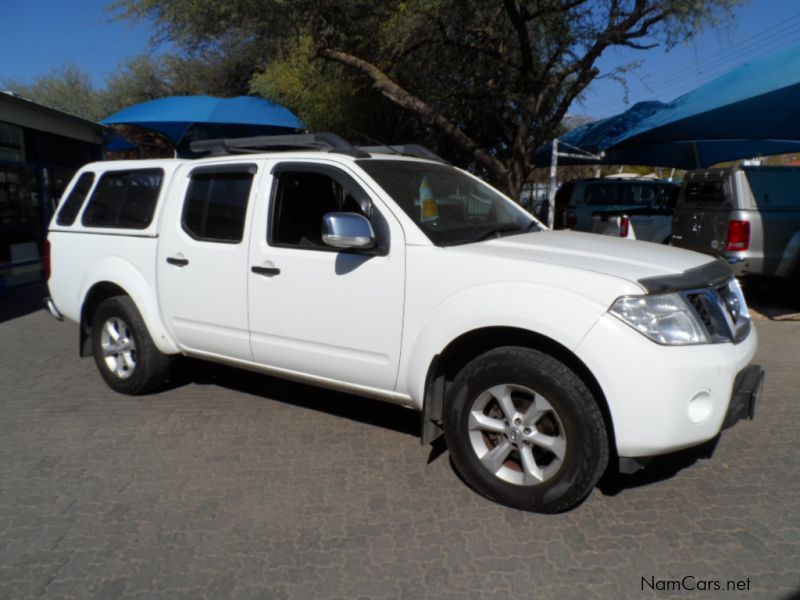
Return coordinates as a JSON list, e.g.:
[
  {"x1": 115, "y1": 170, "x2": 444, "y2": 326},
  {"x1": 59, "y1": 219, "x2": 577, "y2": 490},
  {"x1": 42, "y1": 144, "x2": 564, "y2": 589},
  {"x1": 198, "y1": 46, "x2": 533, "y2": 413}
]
[
  {"x1": 687, "y1": 293, "x2": 715, "y2": 333},
  {"x1": 683, "y1": 278, "x2": 750, "y2": 344}
]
